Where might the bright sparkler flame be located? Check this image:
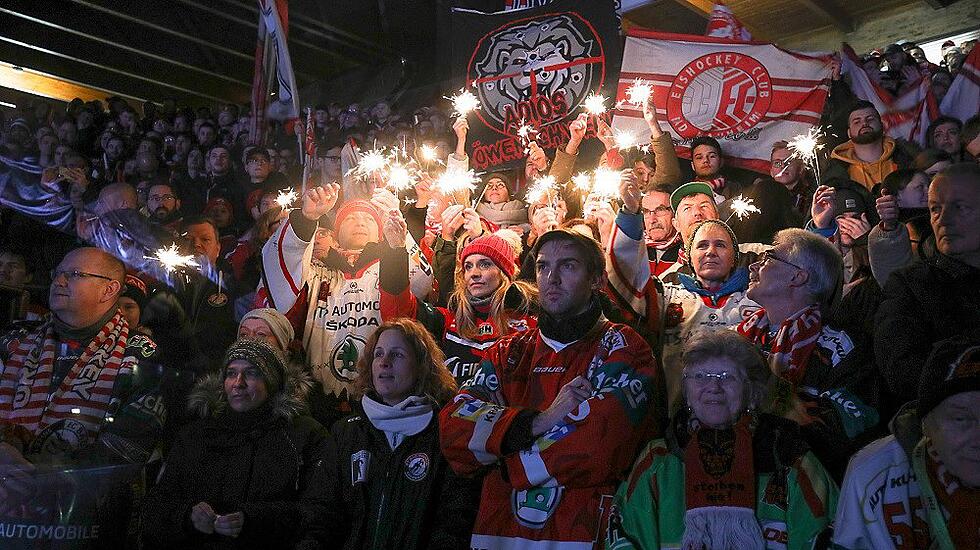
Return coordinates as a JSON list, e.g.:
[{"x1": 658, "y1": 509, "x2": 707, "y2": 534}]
[
  {"x1": 525, "y1": 175, "x2": 557, "y2": 205},
  {"x1": 275, "y1": 188, "x2": 299, "y2": 209},
  {"x1": 419, "y1": 144, "x2": 438, "y2": 162},
  {"x1": 582, "y1": 92, "x2": 608, "y2": 116},
  {"x1": 729, "y1": 195, "x2": 761, "y2": 221},
  {"x1": 387, "y1": 164, "x2": 413, "y2": 192},
  {"x1": 624, "y1": 79, "x2": 652, "y2": 107},
  {"x1": 590, "y1": 168, "x2": 623, "y2": 201},
  {"x1": 434, "y1": 167, "x2": 479, "y2": 197},
  {"x1": 448, "y1": 87, "x2": 481, "y2": 118},
  {"x1": 359, "y1": 149, "x2": 387, "y2": 174},
  {"x1": 146, "y1": 243, "x2": 199, "y2": 273},
  {"x1": 784, "y1": 126, "x2": 826, "y2": 182},
  {"x1": 572, "y1": 173, "x2": 592, "y2": 193},
  {"x1": 613, "y1": 129, "x2": 637, "y2": 150}
]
